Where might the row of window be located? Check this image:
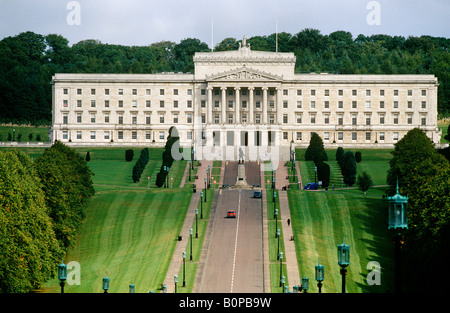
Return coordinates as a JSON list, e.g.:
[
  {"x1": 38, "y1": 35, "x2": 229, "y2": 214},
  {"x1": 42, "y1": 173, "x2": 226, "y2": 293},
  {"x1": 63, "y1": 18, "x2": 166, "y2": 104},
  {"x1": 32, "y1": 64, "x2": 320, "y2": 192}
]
[
  {"x1": 62, "y1": 87, "x2": 428, "y2": 97},
  {"x1": 62, "y1": 98, "x2": 428, "y2": 110},
  {"x1": 61, "y1": 129, "x2": 400, "y2": 143},
  {"x1": 62, "y1": 111, "x2": 427, "y2": 126}
]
